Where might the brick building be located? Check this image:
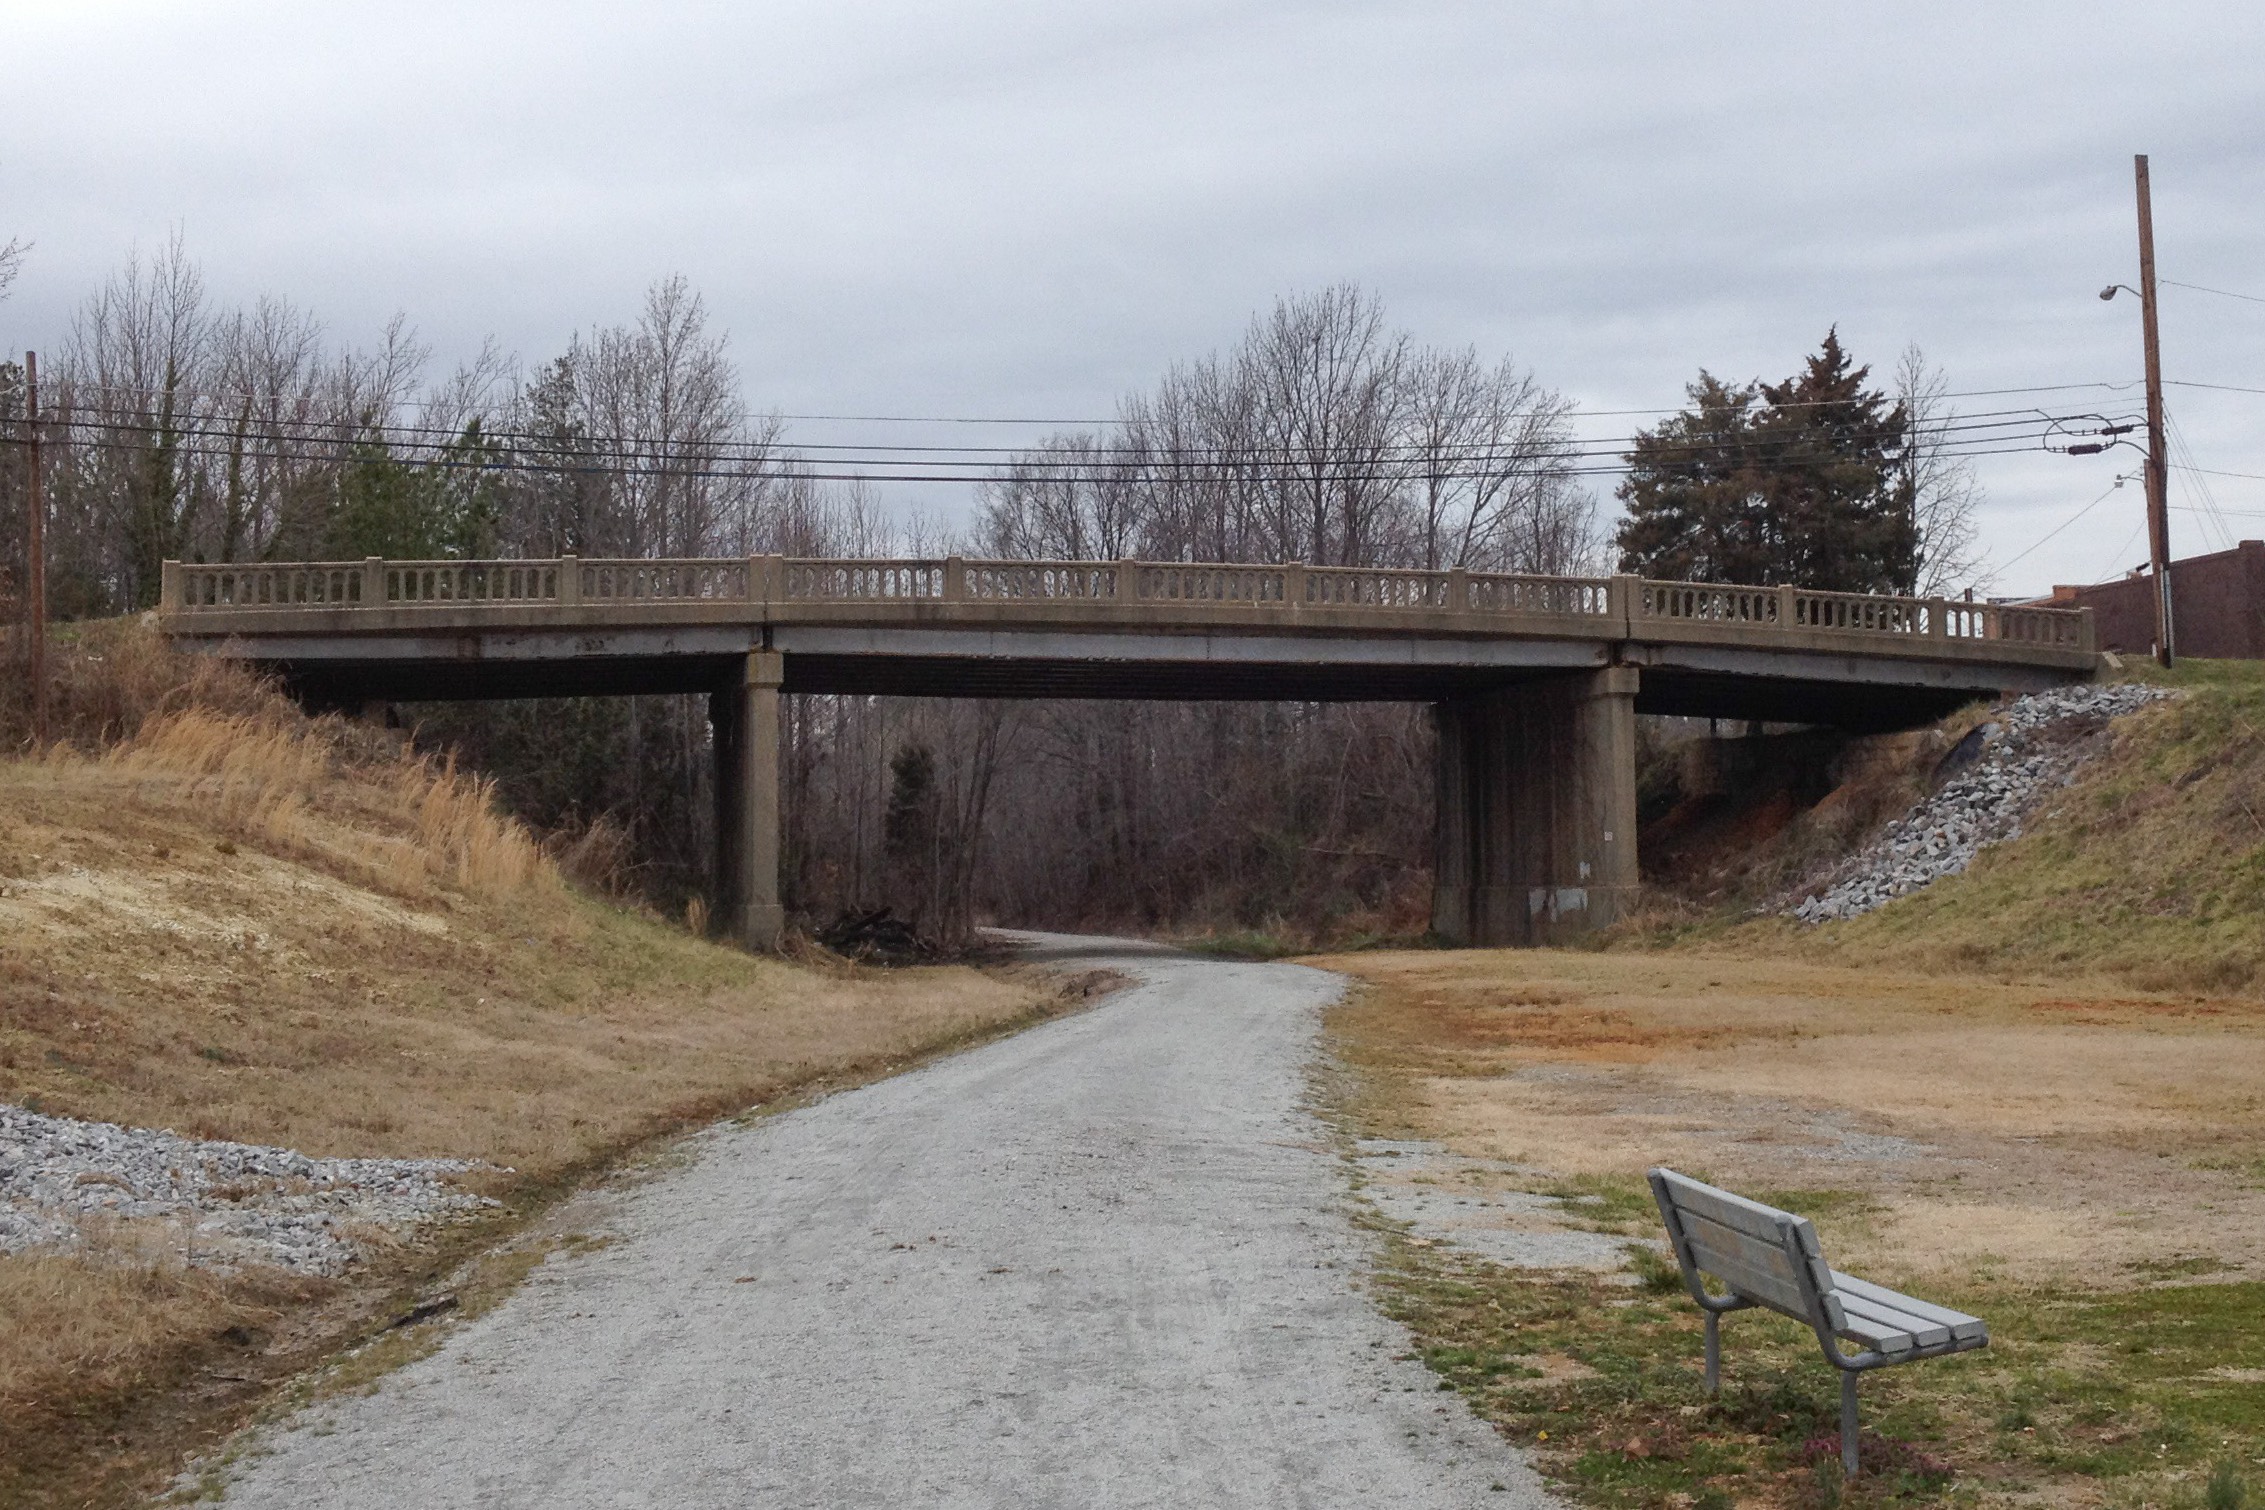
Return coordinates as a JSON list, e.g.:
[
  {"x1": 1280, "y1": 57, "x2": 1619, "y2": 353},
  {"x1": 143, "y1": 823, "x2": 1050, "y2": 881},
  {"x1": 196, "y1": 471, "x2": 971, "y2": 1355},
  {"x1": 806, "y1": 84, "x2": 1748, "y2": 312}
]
[{"x1": 2050, "y1": 539, "x2": 2265, "y2": 659}]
